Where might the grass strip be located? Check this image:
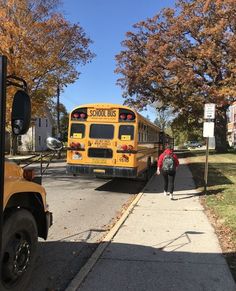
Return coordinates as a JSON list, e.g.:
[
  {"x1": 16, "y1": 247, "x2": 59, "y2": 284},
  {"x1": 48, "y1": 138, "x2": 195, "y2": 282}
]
[{"x1": 178, "y1": 149, "x2": 236, "y2": 280}]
